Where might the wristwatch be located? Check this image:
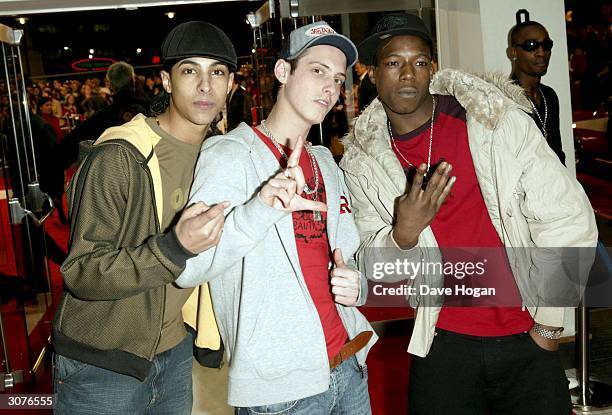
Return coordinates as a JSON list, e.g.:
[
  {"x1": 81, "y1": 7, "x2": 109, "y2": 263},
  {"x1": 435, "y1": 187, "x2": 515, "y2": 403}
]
[{"x1": 533, "y1": 323, "x2": 564, "y2": 340}]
